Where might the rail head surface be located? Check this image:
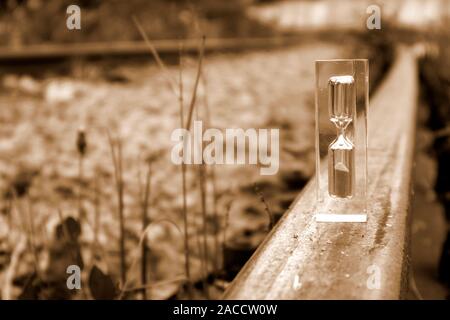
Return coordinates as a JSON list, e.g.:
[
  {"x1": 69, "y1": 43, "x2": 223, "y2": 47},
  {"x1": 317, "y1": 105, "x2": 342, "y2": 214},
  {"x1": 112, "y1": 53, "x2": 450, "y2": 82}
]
[{"x1": 223, "y1": 47, "x2": 418, "y2": 300}]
